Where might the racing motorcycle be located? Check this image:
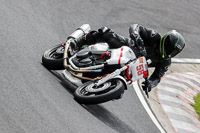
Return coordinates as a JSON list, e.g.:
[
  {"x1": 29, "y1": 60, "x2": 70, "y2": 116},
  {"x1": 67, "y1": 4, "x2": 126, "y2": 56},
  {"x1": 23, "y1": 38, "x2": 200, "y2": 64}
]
[{"x1": 42, "y1": 24, "x2": 150, "y2": 104}]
